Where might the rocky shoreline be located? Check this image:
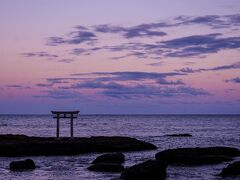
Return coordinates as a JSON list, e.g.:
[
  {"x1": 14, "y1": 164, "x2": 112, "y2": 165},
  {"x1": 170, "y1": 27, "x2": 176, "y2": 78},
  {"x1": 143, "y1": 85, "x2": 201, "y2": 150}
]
[
  {"x1": 3, "y1": 134, "x2": 240, "y2": 179},
  {"x1": 0, "y1": 134, "x2": 157, "y2": 157}
]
